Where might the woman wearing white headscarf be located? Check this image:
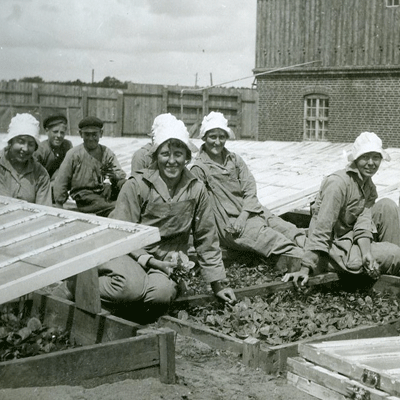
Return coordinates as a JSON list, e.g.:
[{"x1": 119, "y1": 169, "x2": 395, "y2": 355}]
[
  {"x1": 0, "y1": 113, "x2": 51, "y2": 206},
  {"x1": 190, "y1": 111, "x2": 304, "y2": 264},
  {"x1": 283, "y1": 131, "x2": 400, "y2": 287},
  {"x1": 97, "y1": 116, "x2": 235, "y2": 323}
]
